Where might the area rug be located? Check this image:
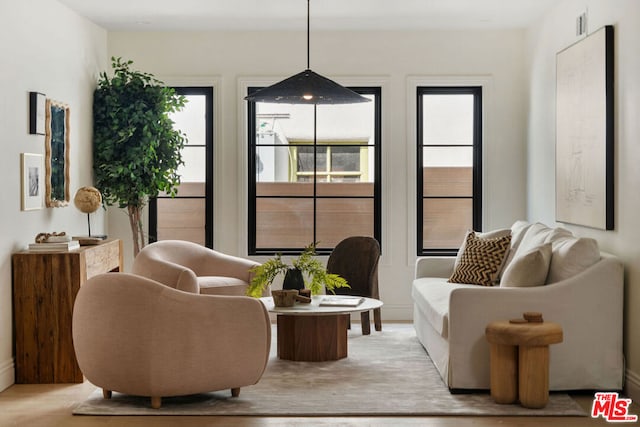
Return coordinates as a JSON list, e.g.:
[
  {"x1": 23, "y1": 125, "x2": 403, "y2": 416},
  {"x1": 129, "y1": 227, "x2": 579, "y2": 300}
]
[{"x1": 73, "y1": 324, "x2": 586, "y2": 416}]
